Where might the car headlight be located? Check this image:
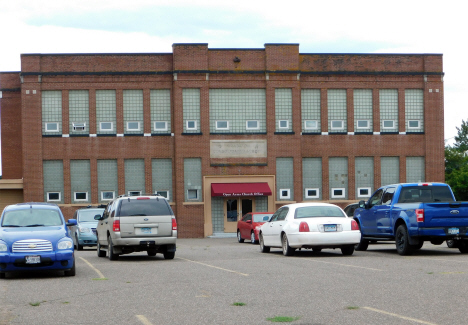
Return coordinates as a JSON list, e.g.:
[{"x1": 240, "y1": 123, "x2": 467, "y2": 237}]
[
  {"x1": 79, "y1": 227, "x2": 91, "y2": 233},
  {"x1": 58, "y1": 239, "x2": 73, "y2": 250},
  {"x1": 0, "y1": 241, "x2": 7, "y2": 252}
]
